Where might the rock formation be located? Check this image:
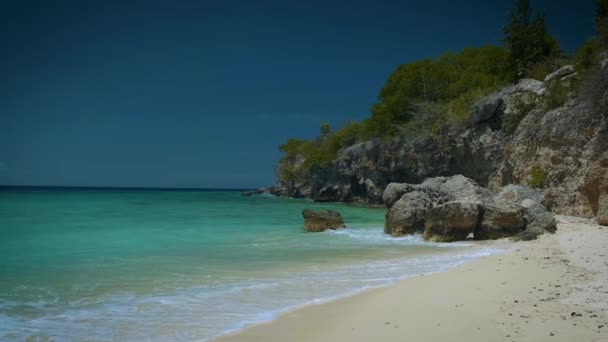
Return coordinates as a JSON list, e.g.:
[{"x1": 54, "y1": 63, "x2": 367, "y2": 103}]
[
  {"x1": 302, "y1": 209, "x2": 346, "y2": 232},
  {"x1": 383, "y1": 175, "x2": 555, "y2": 242},
  {"x1": 272, "y1": 62, "x2": 608, "y2": 223},
  {"x1": 423, "y1": 201, "x2": 481, "y2": 242},
  {"x1": 241, "y1": 188, "x2": 268, "y2": 196},
  {"x1": 384, "y1": 191, "x2": 432, "y2": 235},
  {"x1": 599, "y1": 194, "x2": 608, "y2": 226}
]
